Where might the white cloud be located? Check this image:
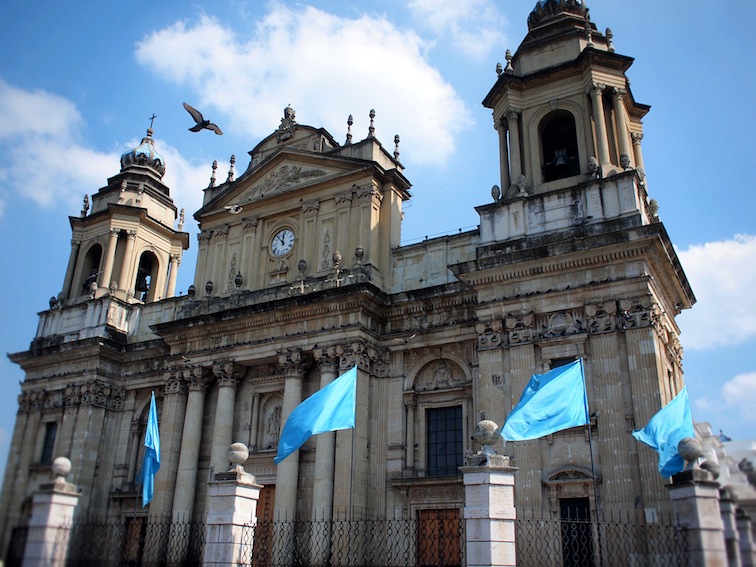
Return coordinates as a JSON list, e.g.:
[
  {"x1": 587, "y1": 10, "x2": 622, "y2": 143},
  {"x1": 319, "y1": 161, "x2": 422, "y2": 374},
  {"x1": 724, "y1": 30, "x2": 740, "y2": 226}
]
[
  {"x1": 134, "y1": 6, "x2": 472, "y2": 167},
  {"x1": 407, "y1": 0, "x2": 506, "y2": 59},
  {"x1": 0, "y1": 80, "x2": 114, "y2": 210},
  {"x1": 676, "y1": 234, "x2": 756, "y2": 351},
  {"x1": 721, "y1": 372, "x2": 756, "y2": 423}
]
